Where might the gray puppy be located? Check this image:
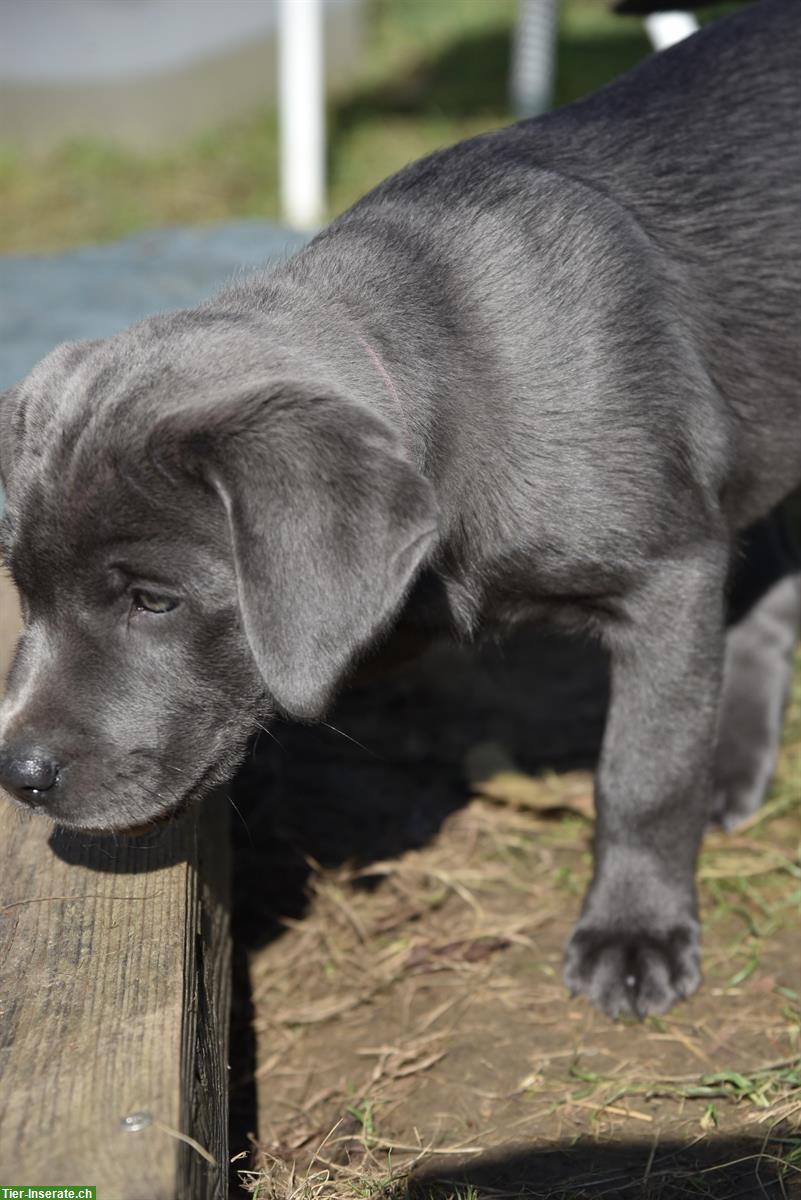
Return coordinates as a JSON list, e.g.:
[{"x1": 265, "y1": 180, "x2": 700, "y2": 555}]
[{"x1": 0, "y1": 0, "x2": 799, "y2": 1018}]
